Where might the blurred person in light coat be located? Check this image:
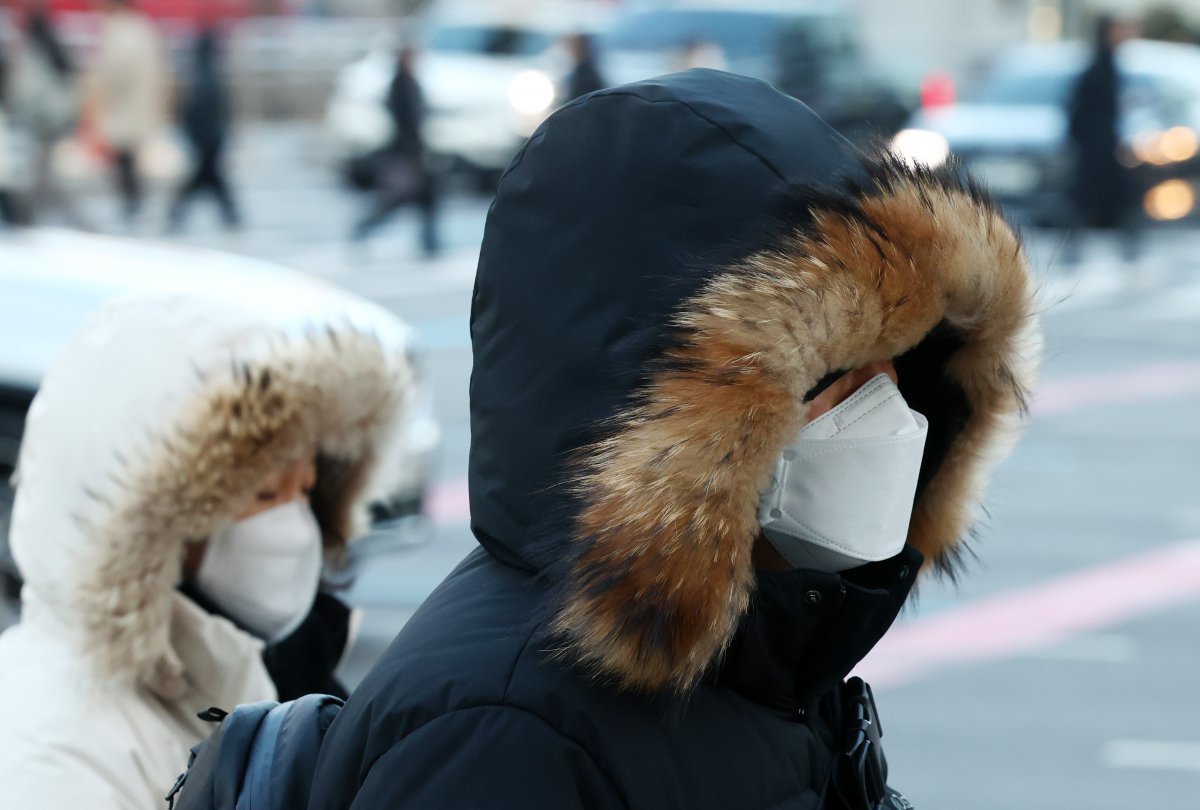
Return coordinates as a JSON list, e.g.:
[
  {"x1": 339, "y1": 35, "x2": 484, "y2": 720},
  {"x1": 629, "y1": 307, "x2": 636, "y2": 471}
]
[
  {"x1": 0, "y1": 293, "x2": 411, "y2": 807},
  {"x1": 10, "y1": 2, "x2": 89, "y2": 228},
  {"x1": 88, "y1": 0, "x2": 170, "y2": 224}
]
